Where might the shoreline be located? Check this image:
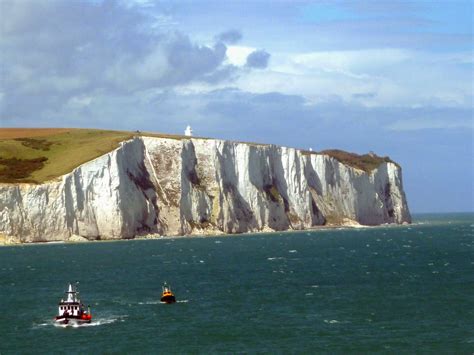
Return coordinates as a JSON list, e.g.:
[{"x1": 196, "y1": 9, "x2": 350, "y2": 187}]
[{"x1": 0, "y1": 221, "x2": 414, "y2": 247}]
